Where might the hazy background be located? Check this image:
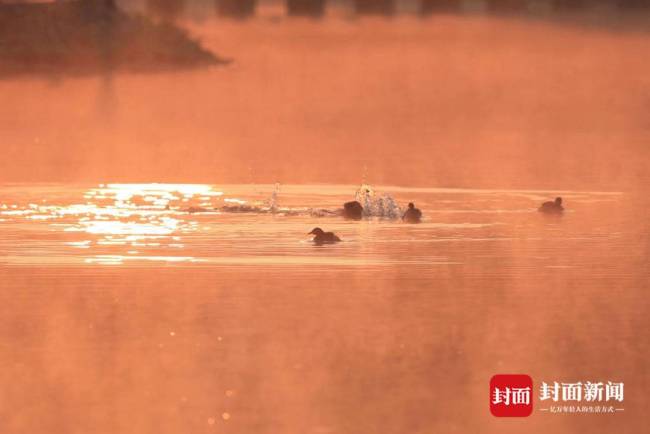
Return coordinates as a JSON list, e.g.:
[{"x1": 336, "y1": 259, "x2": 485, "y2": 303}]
[
  {"x1": 1, "y1": 4, "x2": 649, "y2": 434},
  {"x1": 1, "y1": 3, "x2": 649, "y2": 190}
]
